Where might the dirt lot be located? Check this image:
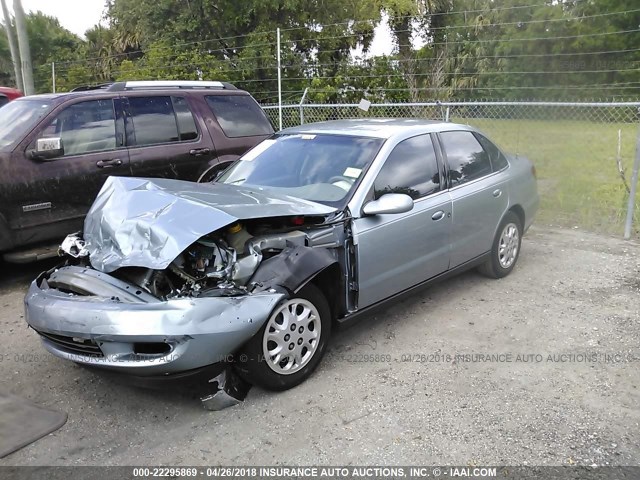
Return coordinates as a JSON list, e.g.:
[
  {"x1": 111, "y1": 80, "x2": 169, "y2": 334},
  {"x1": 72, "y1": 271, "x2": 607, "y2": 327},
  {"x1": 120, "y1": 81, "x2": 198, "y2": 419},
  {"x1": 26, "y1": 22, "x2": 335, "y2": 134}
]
[{"x1": 0, "y1": 226, "x2": 638, "y2": 466}]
